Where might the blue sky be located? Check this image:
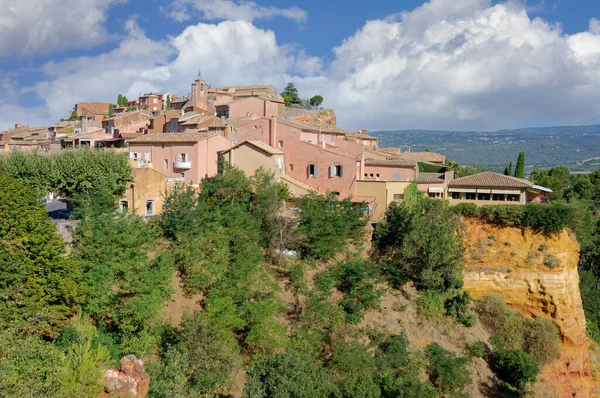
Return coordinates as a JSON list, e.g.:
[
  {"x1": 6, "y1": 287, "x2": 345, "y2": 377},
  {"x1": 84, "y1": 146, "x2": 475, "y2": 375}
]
[{"x1": 2, "y1": 0, "x2": 600, "y2": 131}]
